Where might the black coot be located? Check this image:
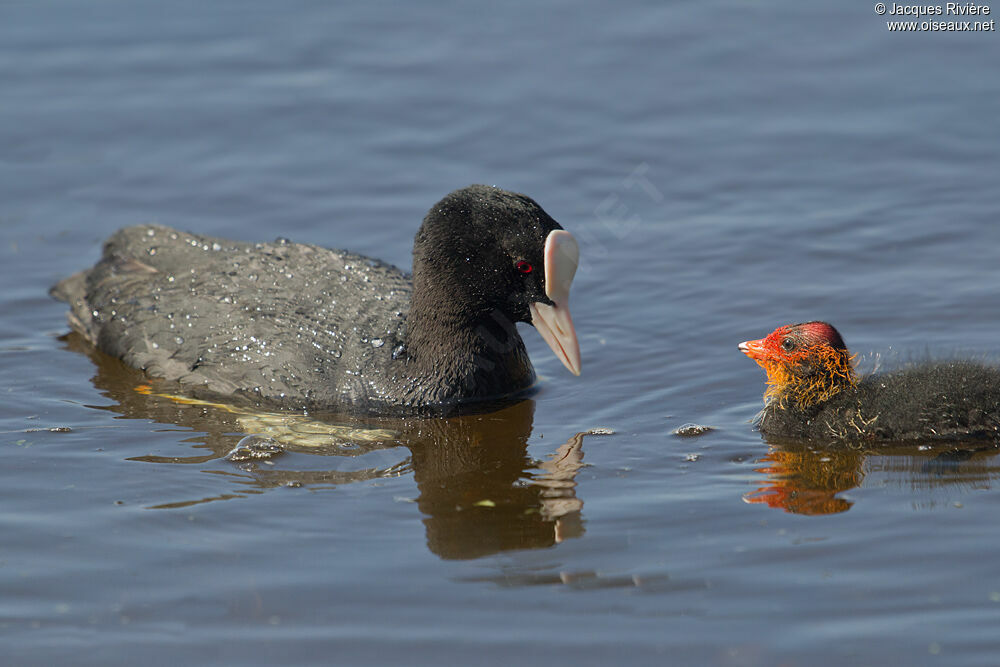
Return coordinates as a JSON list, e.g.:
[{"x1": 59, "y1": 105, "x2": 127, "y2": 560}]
[
  {"x1": 740, "y1": 321, "x2": 1000, "y2": 442},
  {"x1": 52, "y1": 185, "x2": 582, "y2": 414}
]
